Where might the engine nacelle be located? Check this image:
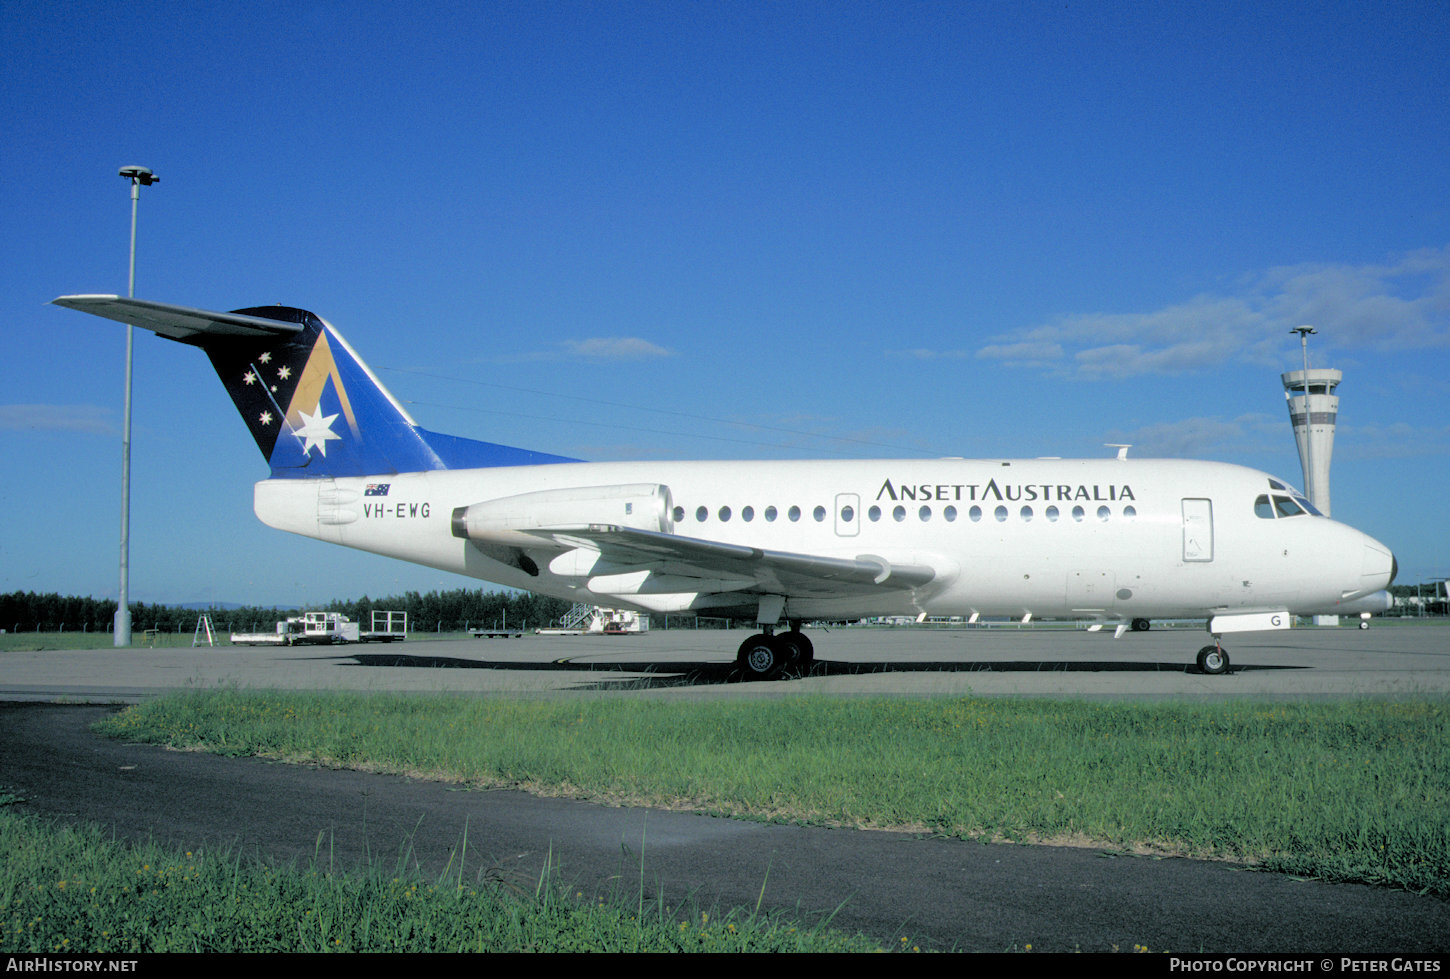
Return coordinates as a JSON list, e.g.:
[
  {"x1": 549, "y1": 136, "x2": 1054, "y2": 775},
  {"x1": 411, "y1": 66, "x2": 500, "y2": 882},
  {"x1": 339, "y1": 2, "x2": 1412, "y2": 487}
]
[{"x1": 451, "y1": 483, "x2": 673, "y2": 548}]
